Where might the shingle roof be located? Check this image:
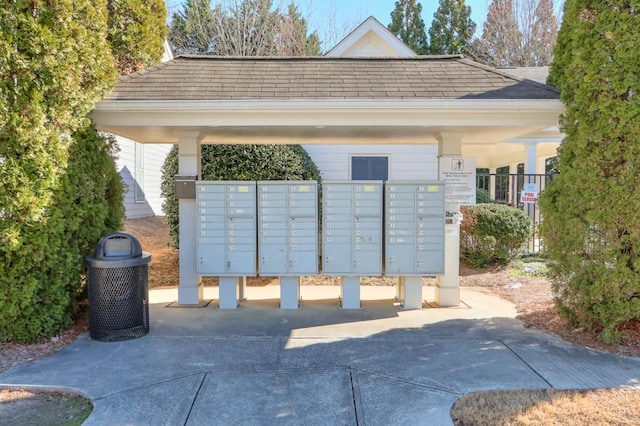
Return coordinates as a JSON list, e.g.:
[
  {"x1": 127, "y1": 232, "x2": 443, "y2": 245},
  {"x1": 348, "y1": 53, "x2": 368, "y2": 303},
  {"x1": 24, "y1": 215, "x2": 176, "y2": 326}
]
[{"x1": 106, "y1": 55, "x2": 559, "y2": 101}]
